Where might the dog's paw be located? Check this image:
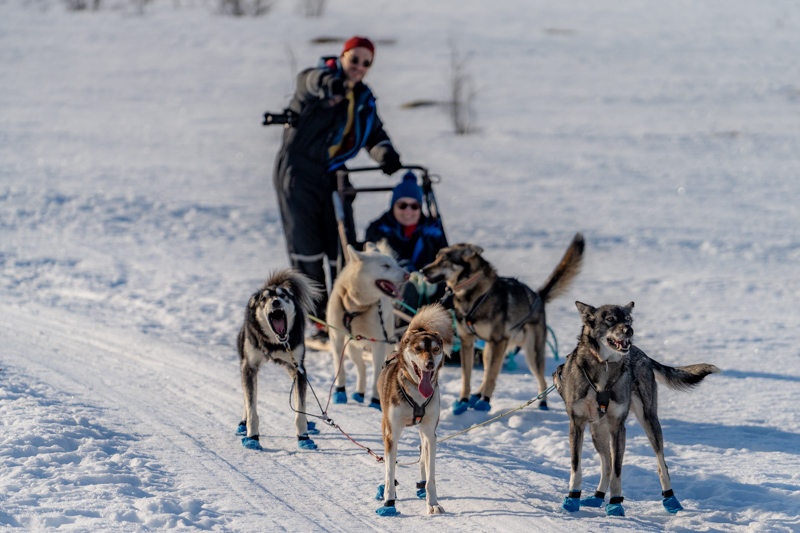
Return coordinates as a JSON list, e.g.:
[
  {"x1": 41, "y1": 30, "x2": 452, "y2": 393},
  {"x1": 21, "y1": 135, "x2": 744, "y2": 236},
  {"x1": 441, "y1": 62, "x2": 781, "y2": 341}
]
[
  {"x1": 241, "y1": 437, "x2": 262, "y2": 451},
  {"x1": 297, "y1": 437, "x2": 317, "y2": 450},
  {"x1": 416, "y1": 481, "x2": 426, "y2": 499},
  {"x1": 351, "y1": 392, "x2": 365, "y2": 403},
  {"x1": 375, "y1": 503, "x2": 398, "y2": 517},
  {"x1": 561, "y1": 497, "x2": 580, "y2": 512},
  {"x1": 375, "y1": 484, "x2": 385, "y2": 501},
  {"x1": 605, "y1": 502, "x2": 625, "y2": 517},
  {"x1": 235, "y1": 421, "x2": 247, "y2": 436},
  {"x1": 452, "y1": 399, "x2": 469, "y2": 415},
  {"x1": 468, "y1": 393, "x2": 481, "y2": 408},
  {"x1": 472, "y1": 399, "x2": 491, "y2": 411},
  {"x1": 369, "y1": 398, "x2": 381, "y2": 411},
  {"x1": 538, "y1": 399, "x2": 549, "y2": 411},
  {"x1": 580, "y1": 495, "x2": 605, "y2": 508},
  {"x1": 662, "y1": 495, "x2": 683, "y2": 514},
  {"x1": 305, "y1": 421, "x2": 320, "y2": 435},
  {"x1": 427, "y1": 504, "x2": 444, "y2": 515},
  {"x1": 333, "y1": 390, "x2": 347, "y2": 404}
]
